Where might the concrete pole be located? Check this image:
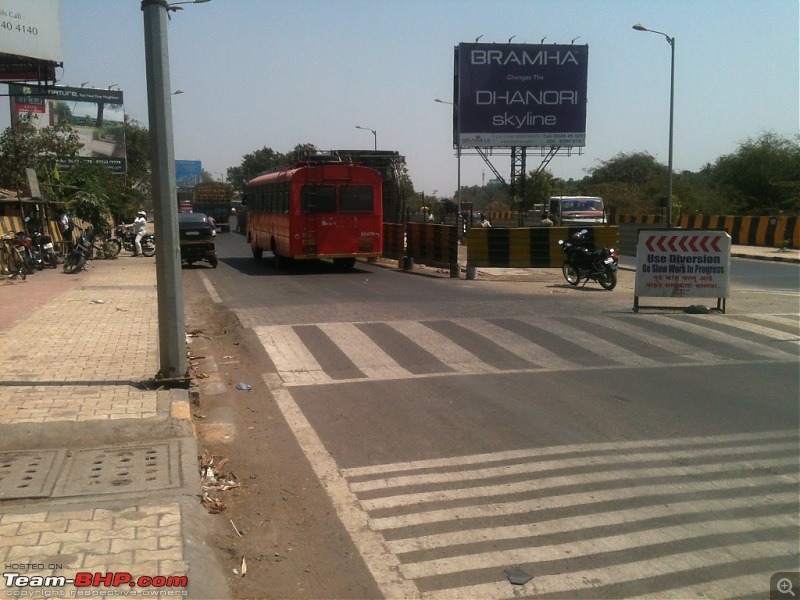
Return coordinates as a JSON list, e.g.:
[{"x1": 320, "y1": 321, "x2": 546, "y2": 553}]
[{"x1": 142, "y1": 0, "x2": 187, "y2": 380}]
